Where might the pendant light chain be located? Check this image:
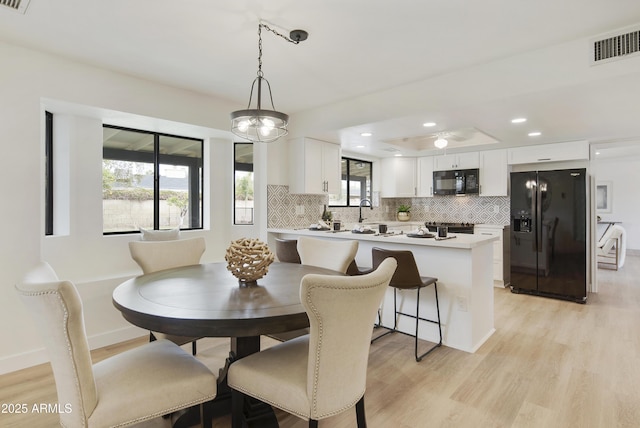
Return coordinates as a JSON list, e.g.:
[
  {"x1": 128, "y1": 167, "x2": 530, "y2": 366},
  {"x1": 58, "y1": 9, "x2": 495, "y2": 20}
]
[
  {"x1": 257, "y1": 23, "x2": 303, "y2": 77},
  {"x1": 257, "y1": 24, "x2": 263, "y2": 78}
]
